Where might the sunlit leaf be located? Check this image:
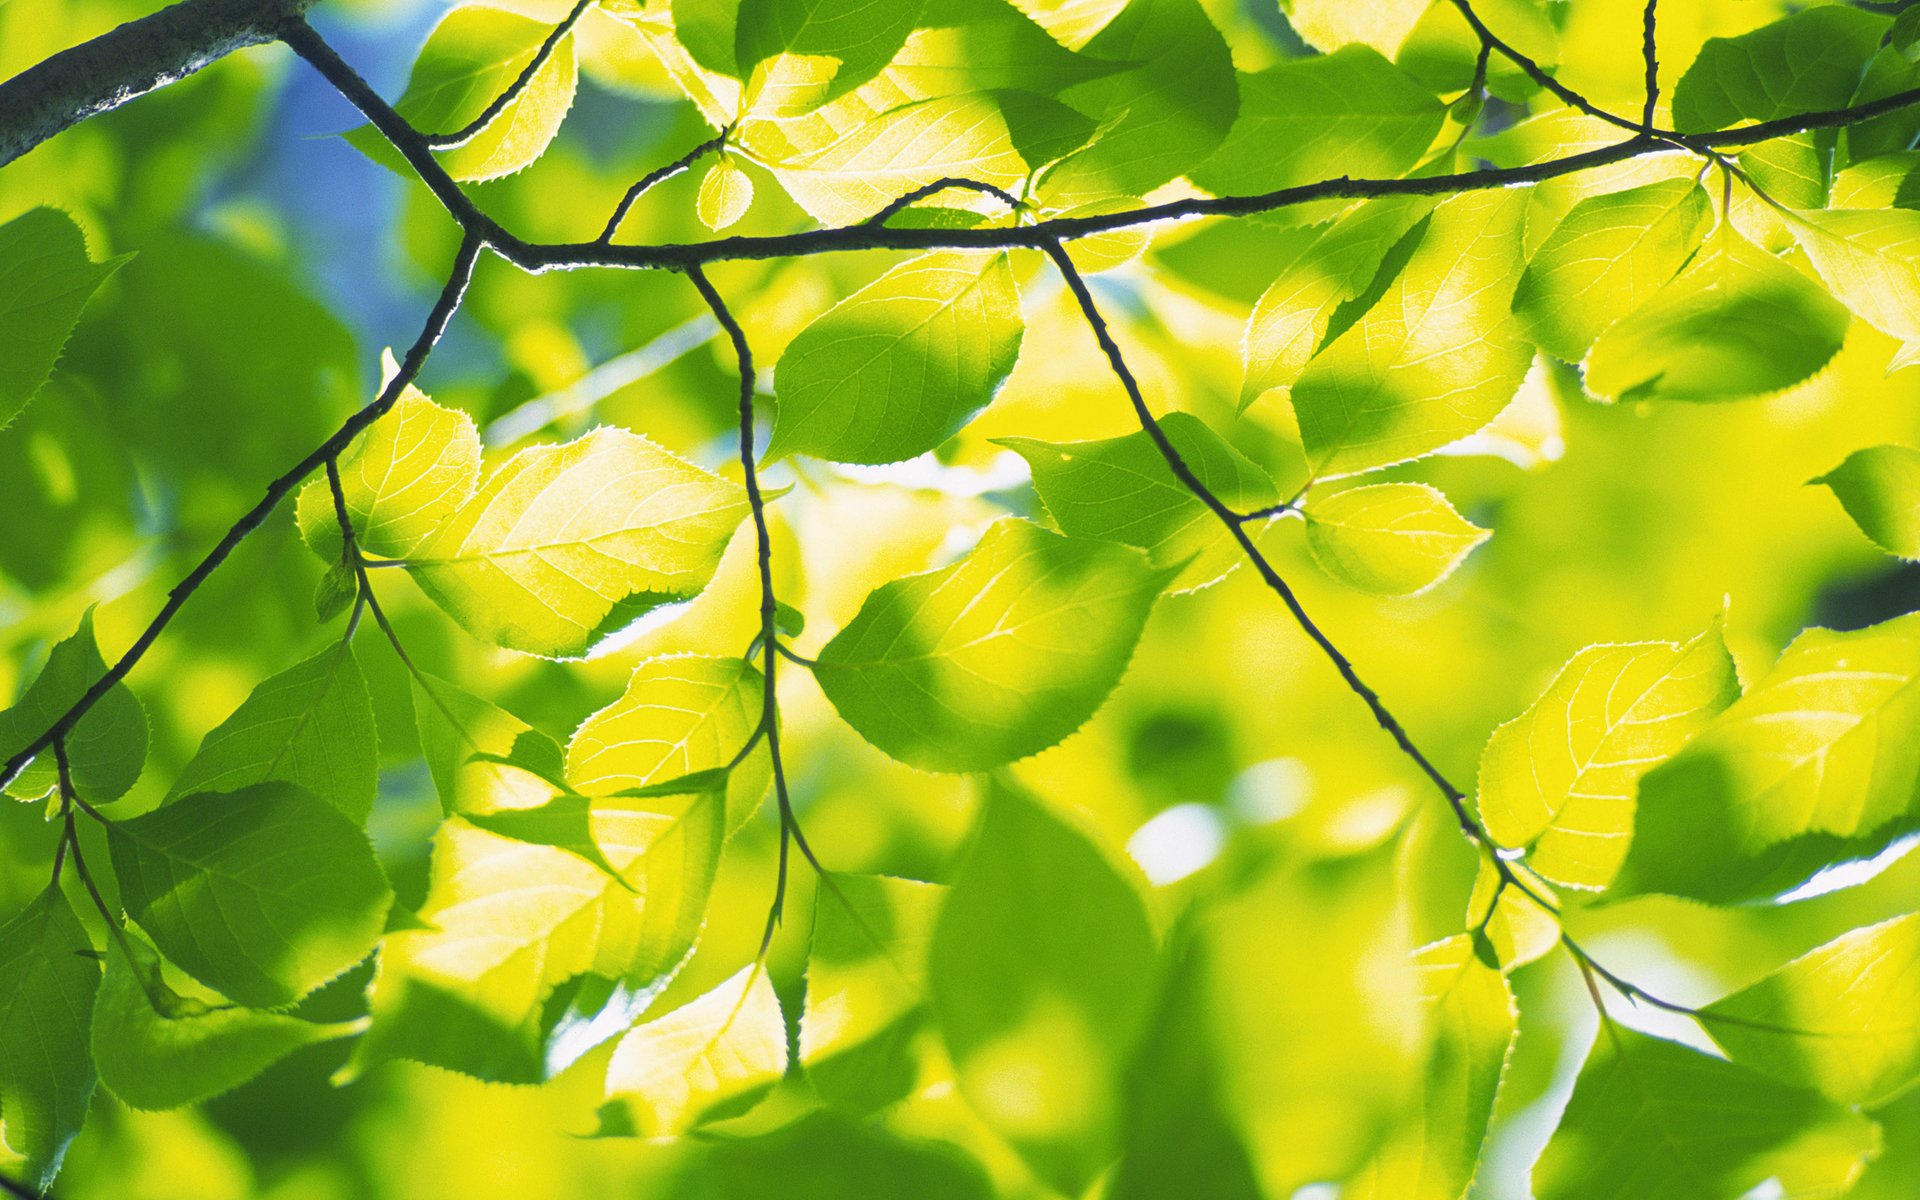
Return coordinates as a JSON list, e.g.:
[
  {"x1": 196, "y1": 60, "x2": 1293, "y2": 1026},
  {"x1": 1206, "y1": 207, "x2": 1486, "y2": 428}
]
[
  {"x1": 1702, "y1": 912, "x2": 1920, "y2": 1107},
  {"x1": 1672, "y1": 7, "x2": 1888, "y2": 134},
  {"x1": 412, "y1": 670, "x2": 563, "y2": 816},
  {"x1": 1619, "y1": 612, "x2": 1920, "y2": 905},
  {"x1": 598, "y1": 964, "x2": 787, "y2": 1137},
  {"x1": 1302, "y1": 482, "x2": 1489, "y2": 597},
  {"x1": 995, "y1": 411, "x2": 1280, "y2": 591},
  {"x1": 405, "y1": 427, "x2": 750, "y2": 659},
  {"x1": 1815, "y1": 444, "x2": 1920, "y2": 560},
  {"x1": 0, "y1": 207, "x2": 129, "y2": 428},
  {"x1": 1292, "y1": 187, "x2": 1531, "y2": 477},
  {"x1": 1585, "y1": 227, "x2": 1849, "y2": 404},
  {"x1": 0, "y1": 609, "x2": 147, "y2": 804},
  {"x1": 0, "y1": 887, "x2": 98, "y2": 1192},
  {"x1": 814, "y1": 519, "x2": 1171, "y2": 771},
  {"x1": 697, "y1": 154, "x2": 756, "y2": 230},
  {"x1": 1513, "y1": 179, "x2": 1714, "y2": 365},
  {"x1": 1789, "y1": 207, "x2": 1920, "y2": 345},
  {"x1": 931, "y1": 778, "x2": 1156, "y2": 1193},
  {"x1": 770, "y1": 251, "x2": 1023, "y2": 465},
  {"x1": 106, "y1": 782, "x2": 393, "y2": 1009},
  {"x1": 1532, "y1": 1028, "x2": 1880, "y2": 1200},
  {"x1": 735, "y1": 0, "x2": 926, "y2": 113},
  {"x1": 1478, "y1": 621, "x2": 1738, "y2": 891},
  {"x1": 168, "y1": 644, "x2": 379, "y2": 823}
]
